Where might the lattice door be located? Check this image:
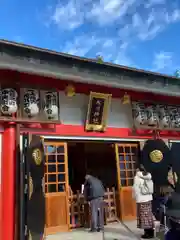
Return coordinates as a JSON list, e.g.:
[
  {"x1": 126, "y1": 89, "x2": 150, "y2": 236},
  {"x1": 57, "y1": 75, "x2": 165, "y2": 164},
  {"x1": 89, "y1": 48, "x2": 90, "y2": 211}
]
[
  {"x1": 44, "y1": 142, "x2": 70, "y2": 235},
  {"x1": 115, "y1": 143, "x2": 139, "y2": 220}
]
